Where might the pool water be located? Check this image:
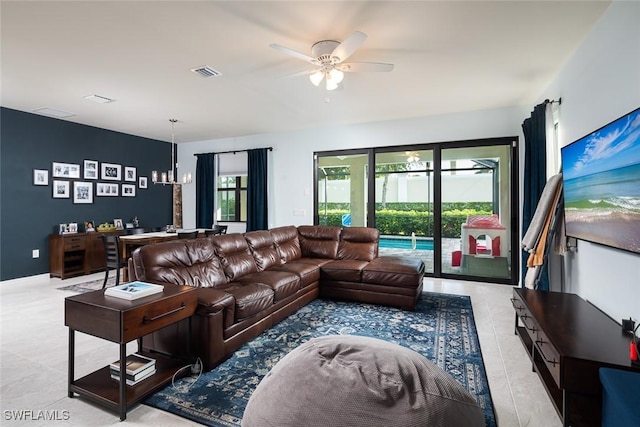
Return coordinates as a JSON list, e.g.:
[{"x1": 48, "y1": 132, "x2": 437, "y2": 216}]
[{"x1": 379, "y1": 237, "x2": 434, "y2": 250}]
